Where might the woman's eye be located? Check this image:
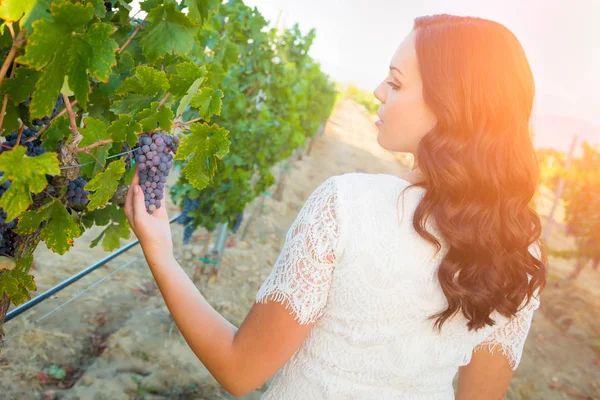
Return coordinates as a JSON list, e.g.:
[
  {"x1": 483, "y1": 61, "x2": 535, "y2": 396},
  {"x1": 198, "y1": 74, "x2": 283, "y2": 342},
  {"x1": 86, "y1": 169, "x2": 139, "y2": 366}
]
[{"x1": 386, "y1": 81, "x2": 401, "y2": 91}]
